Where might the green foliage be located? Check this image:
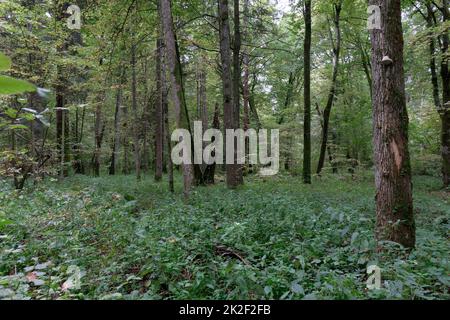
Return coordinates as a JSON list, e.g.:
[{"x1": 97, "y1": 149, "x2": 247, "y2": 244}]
[
  {"x1": 0, "y1": 52, "x2": 12, "y2": 71},
  {"x1": 0, "y1": 52, "x2": 35, "y2": 95},
  {"x1": 0, "y1": 76, "x2": 36, "y2": 95},
  {"x1": 0, "y1": 174, "x2": 448, "y2": 300}
]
